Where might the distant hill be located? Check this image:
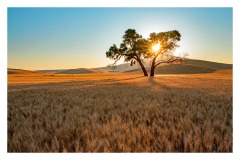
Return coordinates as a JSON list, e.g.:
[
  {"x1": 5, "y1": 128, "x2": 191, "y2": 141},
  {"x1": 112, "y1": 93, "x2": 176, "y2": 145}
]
[
  {"x1": 56, "y1": 68, "x2": 108, "y2": 74},
  {"x1": 152, "y1": 64, "x2": 216, "y2": 74},
  {"x1": 10, "y1": 59, "x2": 232, "y2": 75},
  {"x1": 57, "y1": 68, "x2": 94, "y2": 74},
  {"x1": 124, "y1": 59, "x2": 232, "y2": 74},
  {"x1": 184, "y1": 59, "x2": 232, "y2": 69},
  {"x1": 36, "y1": 69, "x2": 66, "y2": 73},
  {"x1": 8, "y1": 68, "x2": 42, "y2": 74},
  {"x1": 98, "y1": 63, "x2": 144, "y2": 72}
]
